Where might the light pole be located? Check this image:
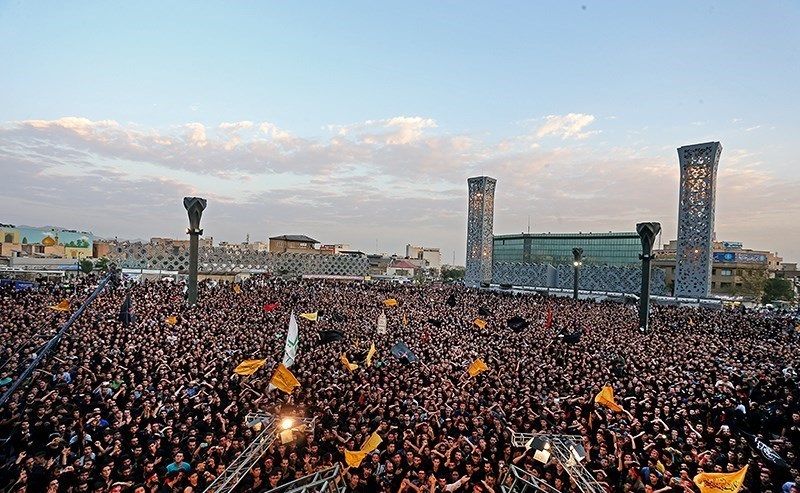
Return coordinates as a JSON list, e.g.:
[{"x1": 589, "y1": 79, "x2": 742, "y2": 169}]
[
  {"x1": 572, "y1": 247, "x2": 583, "y2": 301},
  {"x1": 183, "y1": 197, "x2": 207, "y2": 306},
  {"x1": 636, "y1": 222, "x2": 661, "y2": 333}
]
